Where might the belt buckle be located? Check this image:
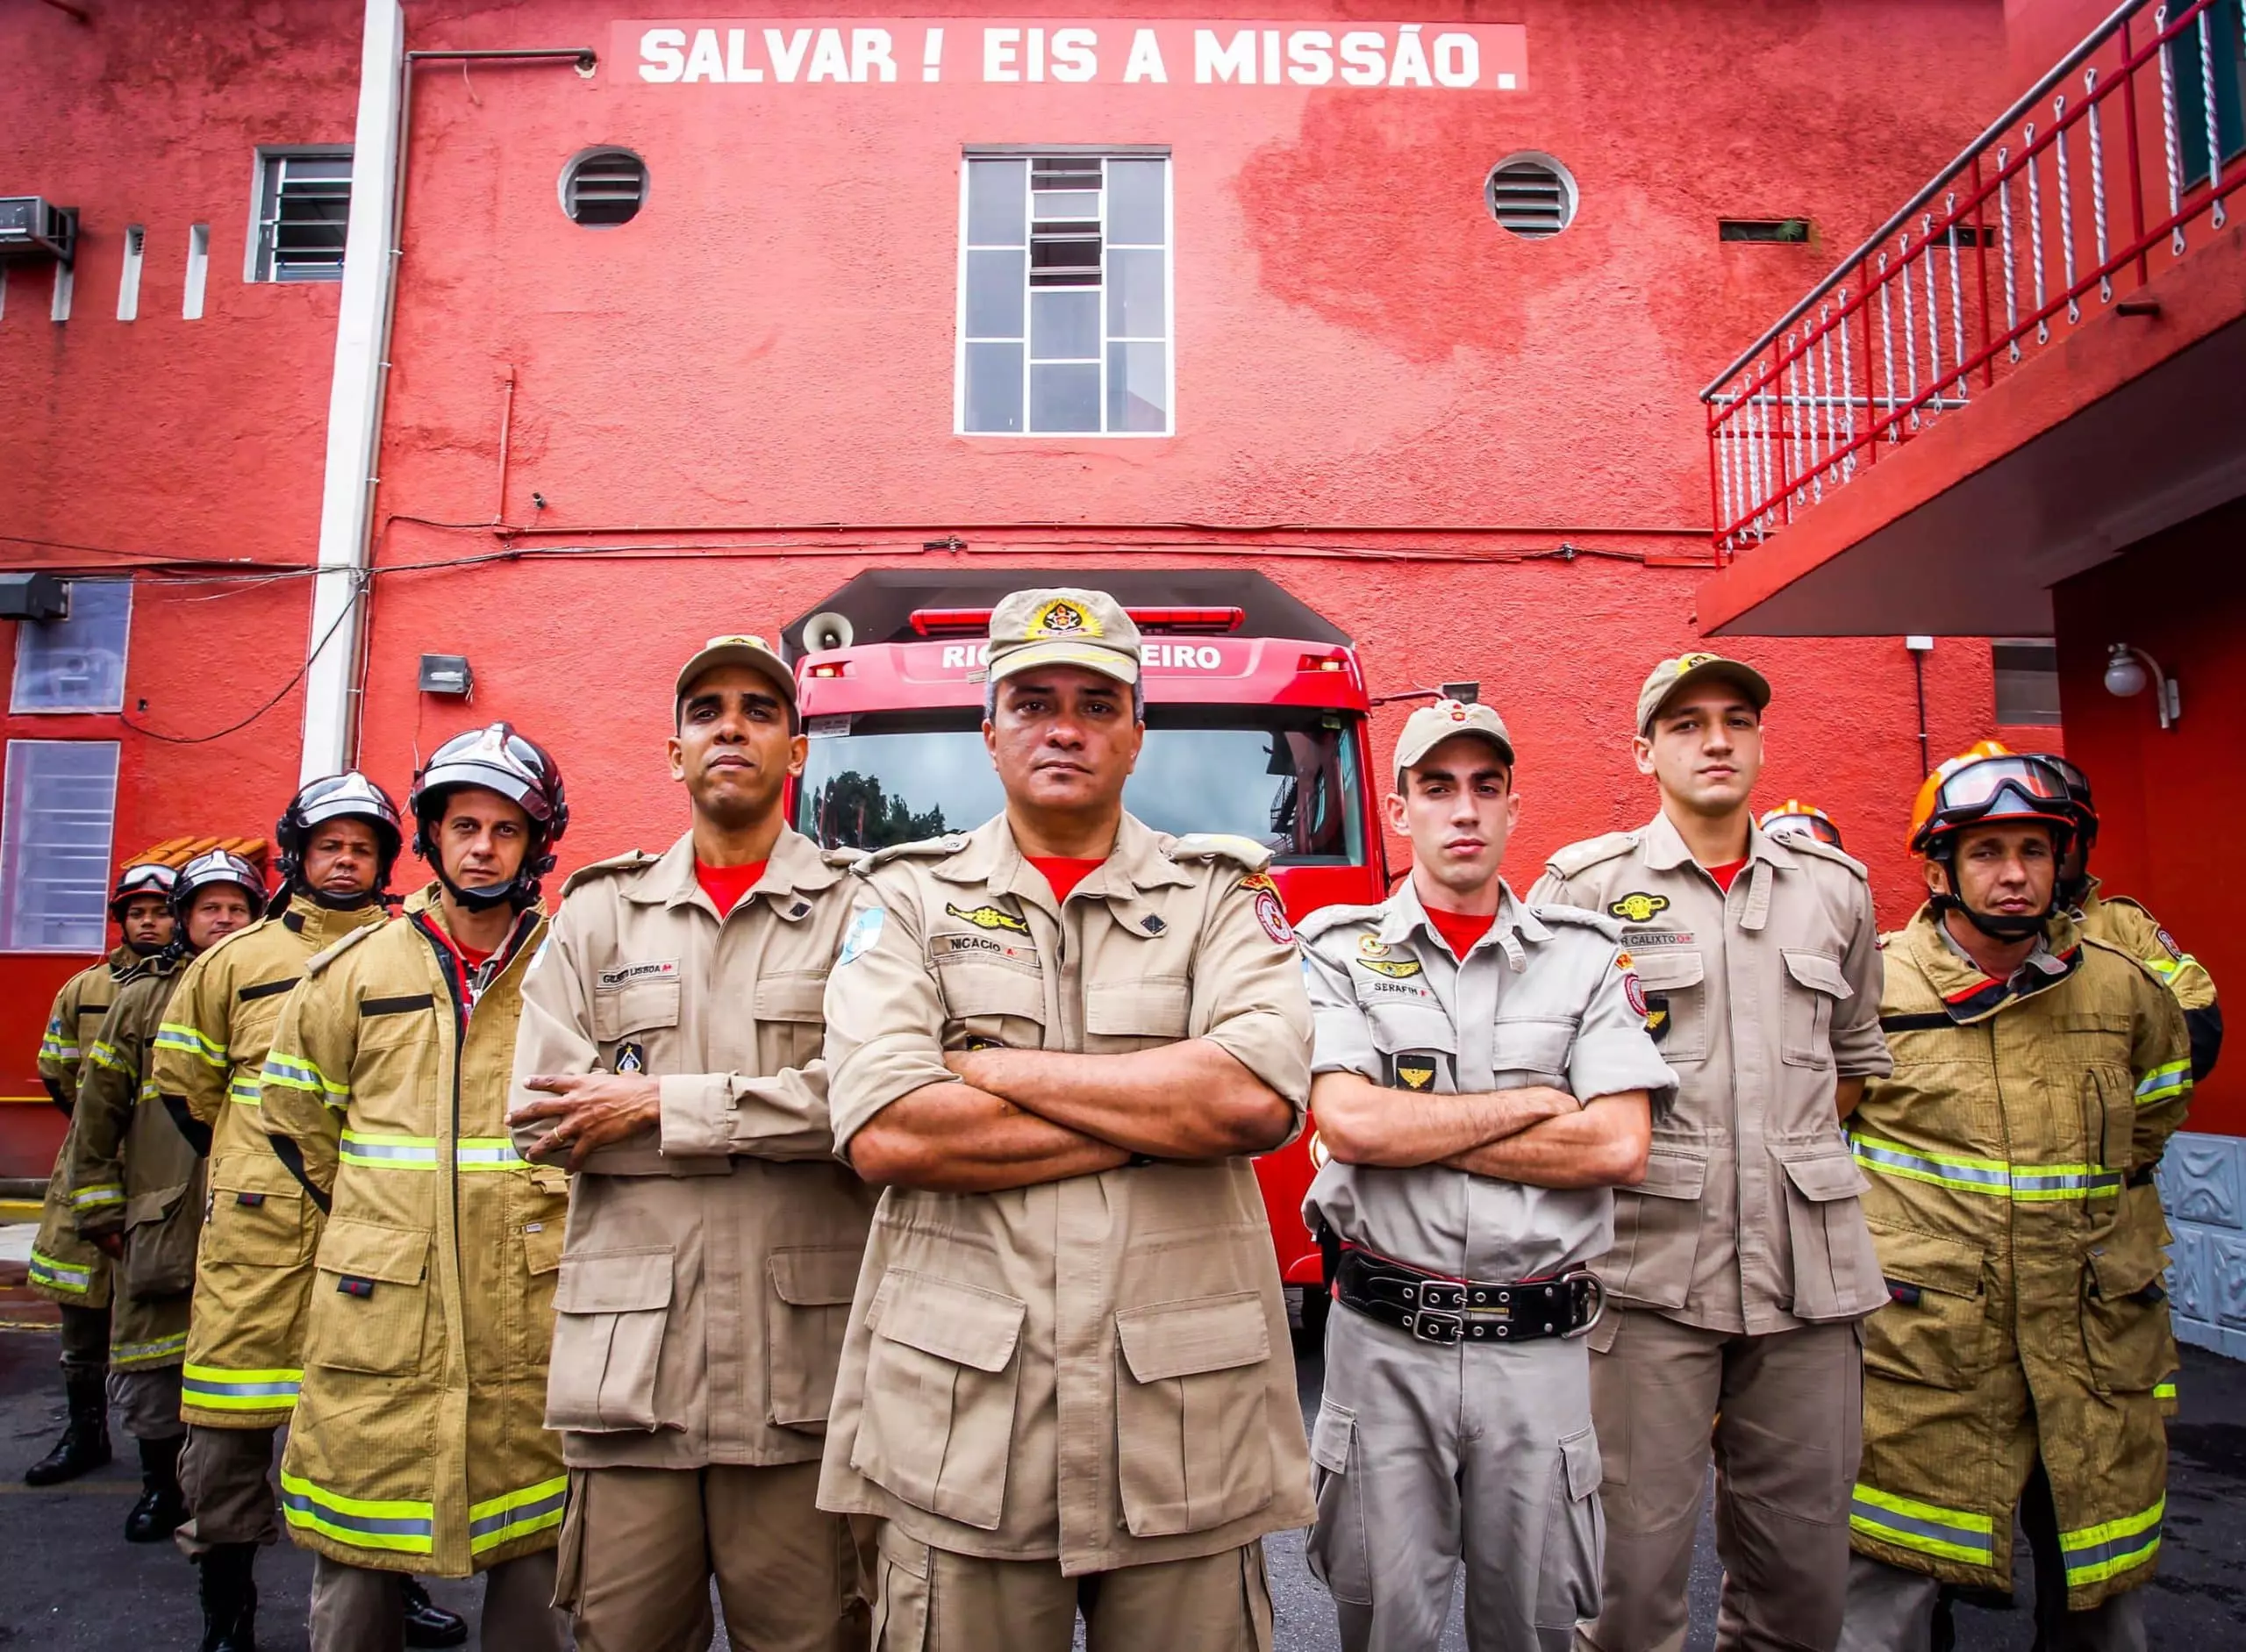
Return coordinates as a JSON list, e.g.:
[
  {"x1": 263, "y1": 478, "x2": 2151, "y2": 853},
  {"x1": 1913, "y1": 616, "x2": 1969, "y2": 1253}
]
[
  {"x1": 1406, "y1": 1308, "x2": 1463, "y2": 1345},
  {"x1": 1561, "y1": 1269, "x2": 1606, "y2": 1340},
  {"x1": 1414, "y1": 1281, "x2": 1466, "y2": 1312}
]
